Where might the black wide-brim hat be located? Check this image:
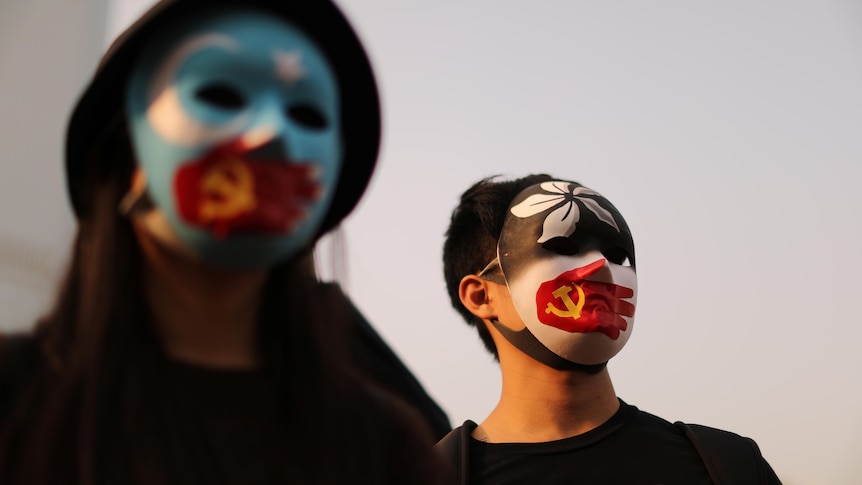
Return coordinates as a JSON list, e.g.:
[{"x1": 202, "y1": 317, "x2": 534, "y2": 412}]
[{"x1": 66, "y1": 0, "x2": 380, "y2": 237}]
